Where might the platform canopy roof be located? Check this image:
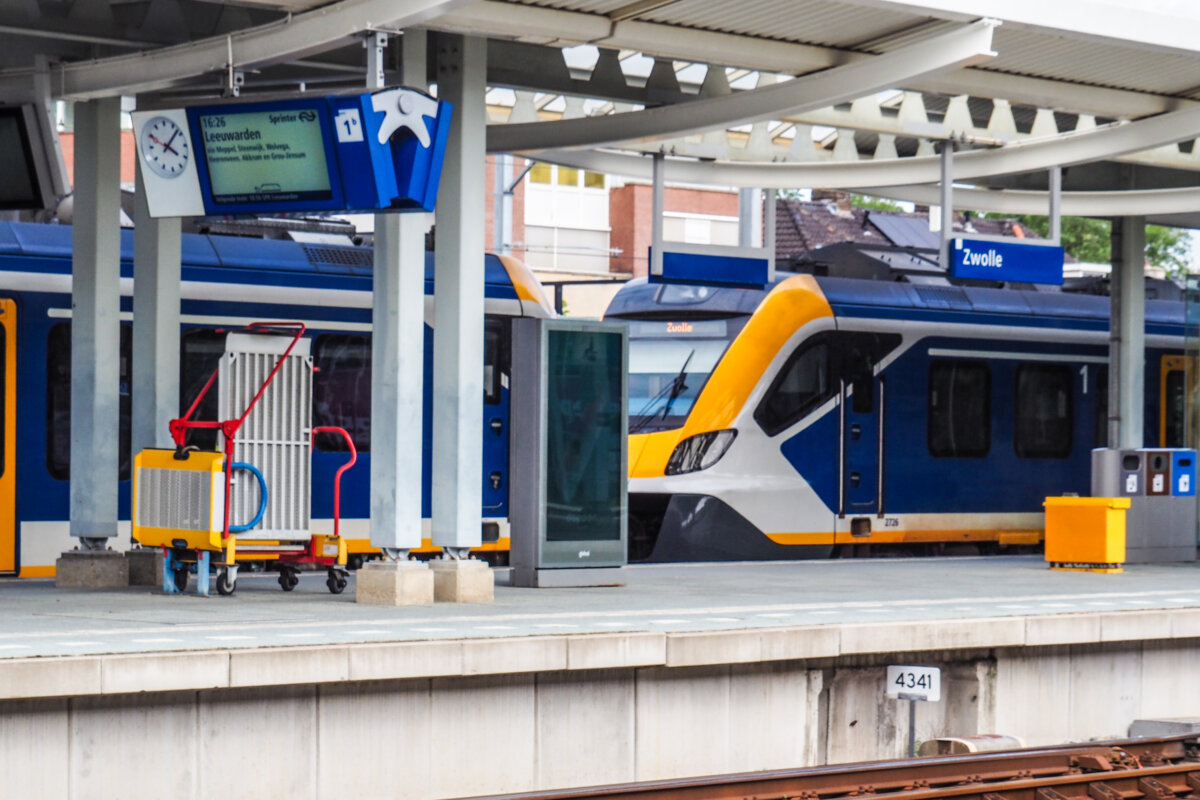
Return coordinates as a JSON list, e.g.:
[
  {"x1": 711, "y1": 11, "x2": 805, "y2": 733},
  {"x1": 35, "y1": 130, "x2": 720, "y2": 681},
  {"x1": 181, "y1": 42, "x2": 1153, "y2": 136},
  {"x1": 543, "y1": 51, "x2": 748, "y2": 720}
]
[{"x1": 1, "y1": 0, "x2": 1199, "y2": 222}]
